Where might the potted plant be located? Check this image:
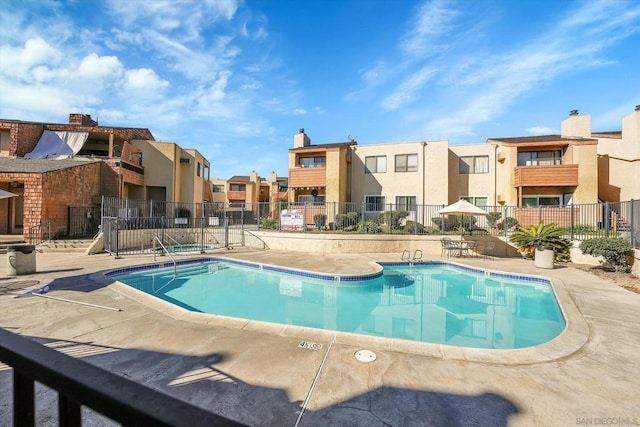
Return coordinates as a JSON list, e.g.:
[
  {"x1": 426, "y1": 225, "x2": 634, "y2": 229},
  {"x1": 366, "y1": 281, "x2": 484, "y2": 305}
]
[{"x1": 509, "y1": 222, "x2": 572, "y2": 268}]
